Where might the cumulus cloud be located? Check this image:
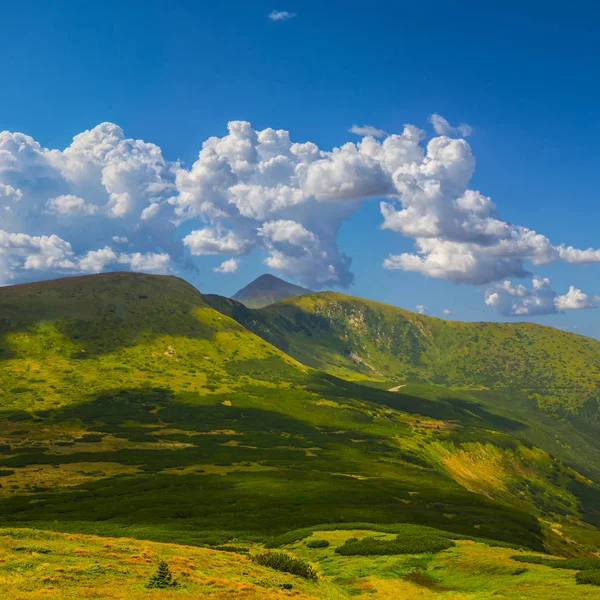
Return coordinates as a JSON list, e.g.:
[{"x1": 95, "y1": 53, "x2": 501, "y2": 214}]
[
  {"x1": 377, "y1": 129, "x2": 596, "y2": 291},
  {"x1": 416, "y1": 304, "x2": 427, "y2": 315},
  {"x1": 557, "y1": 245, "x2": 600, "y2": 264},
  {"x1": 349, "y1": 125, "x2": 388, "y2": 138},
  {"x1": 555, "y1": 286, "x2": 598, "y2": 311},
  {"x1": 183, "y1": 227, "x2": 250, "y2": 256},
  {"x1": 45, "y1": 194, "x2": 98, "y2": 216},
  {"x1": 0, "y1": 123, "x2": 178, "y2": 285},
  {"x1": 485, "y1": 276, "x2": 597, "y2": 316},
  {"x1": 429, "y1": 113, "x2": 473, "y2": 137},
  {"x1": 213, "y1": 258, "x2": 239, "y2": 273},
  {"x1": 268, "y1": 10, "x2": 295, "y2": 21},
  {"x1": 443, "y1": 309, "x2": 452, "y2": 315},
  {"x1": 2, "y1": 118, "x2": 599, "y2": 296}
]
